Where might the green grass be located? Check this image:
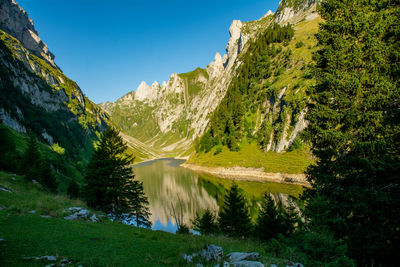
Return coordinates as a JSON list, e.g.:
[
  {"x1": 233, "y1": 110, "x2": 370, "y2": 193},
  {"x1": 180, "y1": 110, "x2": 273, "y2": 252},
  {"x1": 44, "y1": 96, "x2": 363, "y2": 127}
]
[
  {"x1": 189, "y1": 141, "x2": 314, "y2": 174},
  {"x1": 0, "y1": 170, "x2": 300, "y2": 267}
]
